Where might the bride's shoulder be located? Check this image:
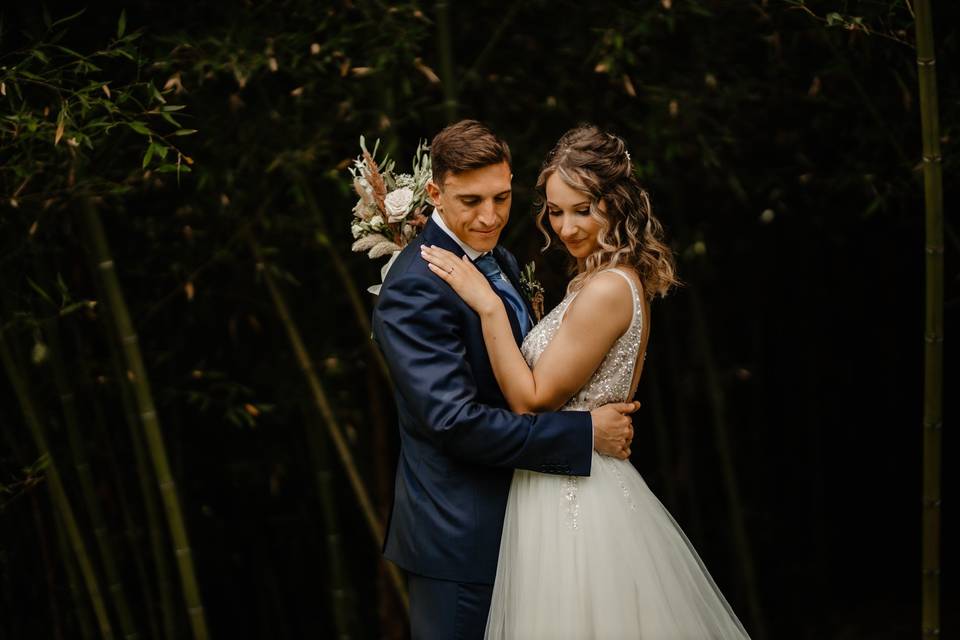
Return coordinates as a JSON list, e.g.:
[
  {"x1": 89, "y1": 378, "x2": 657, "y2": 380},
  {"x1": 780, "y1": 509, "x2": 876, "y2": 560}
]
[
  {"x1": 563, "y1": 270, "x2": 634, "y2": 332},
  {"x1": 583, "y1": 267, "x2": 642, "y2": 298}
]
